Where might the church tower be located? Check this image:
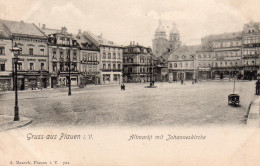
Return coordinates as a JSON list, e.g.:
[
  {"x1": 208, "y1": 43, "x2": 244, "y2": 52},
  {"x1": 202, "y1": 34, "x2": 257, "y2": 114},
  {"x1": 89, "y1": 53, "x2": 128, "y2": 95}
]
[
  {"x1": 152, "y1": 20, "x2": 169, "y2": 57},
  {"x1": 169, "y1": 22, "x2": 182, "y2": 51}
]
